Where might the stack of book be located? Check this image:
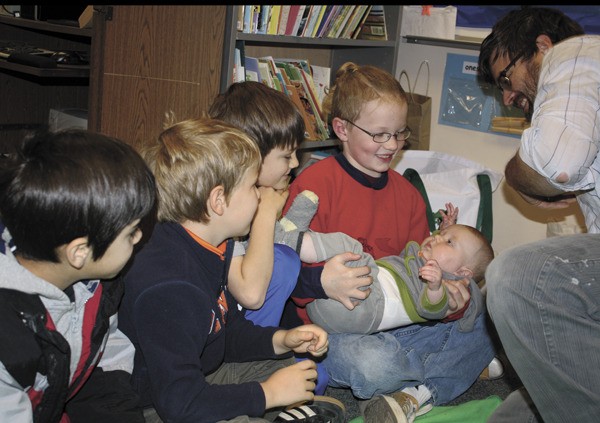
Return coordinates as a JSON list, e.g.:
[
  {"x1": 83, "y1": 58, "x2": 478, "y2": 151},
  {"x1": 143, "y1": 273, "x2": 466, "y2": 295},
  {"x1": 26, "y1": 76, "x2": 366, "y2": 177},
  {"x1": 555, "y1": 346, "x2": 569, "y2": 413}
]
[
  {"x1": 237, "y1": 5, "x2": 385, "y2": 40},
  {"x1": 234, "y1": 52, "x2": 331, "y2": 141}
]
